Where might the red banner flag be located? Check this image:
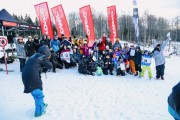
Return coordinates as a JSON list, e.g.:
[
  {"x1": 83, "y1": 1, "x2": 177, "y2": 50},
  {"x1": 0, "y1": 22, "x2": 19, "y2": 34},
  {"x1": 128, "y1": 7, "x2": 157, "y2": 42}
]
[
  {"x1": 107, "y1": 5, "x2": 118, "y2": 44},
  {"x1": 34, "y1": 2, "x2": 54, "y2": 39},
  {"x1": 51, "y1": 5, "x2": 70, "y2": 38},
  {"x1": 79, "y1": 5, "x2": 95, "y2": 47}
]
